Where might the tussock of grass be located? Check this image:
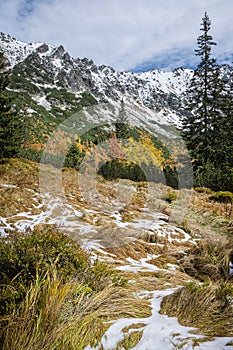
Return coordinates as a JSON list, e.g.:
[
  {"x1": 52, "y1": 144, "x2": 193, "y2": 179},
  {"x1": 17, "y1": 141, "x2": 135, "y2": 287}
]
[
  {"x1": 0, "y1": 271, "x2": 150, "y2": 350},
  {"x1": 106, "y1": 239, "x2": 160, "y2": 262},
  {"x1": 116, "y1": 330, "x2": 143, "y2": 349},
  {"x1": 132, "y1": 267, "x2": 196, "y2": 291},
  {"x1": 160, "y1": 281, "x2": 233, "y2": 337},
  {"x1": 180, "y1": 239, "x2": 232, "y2": 281}
]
